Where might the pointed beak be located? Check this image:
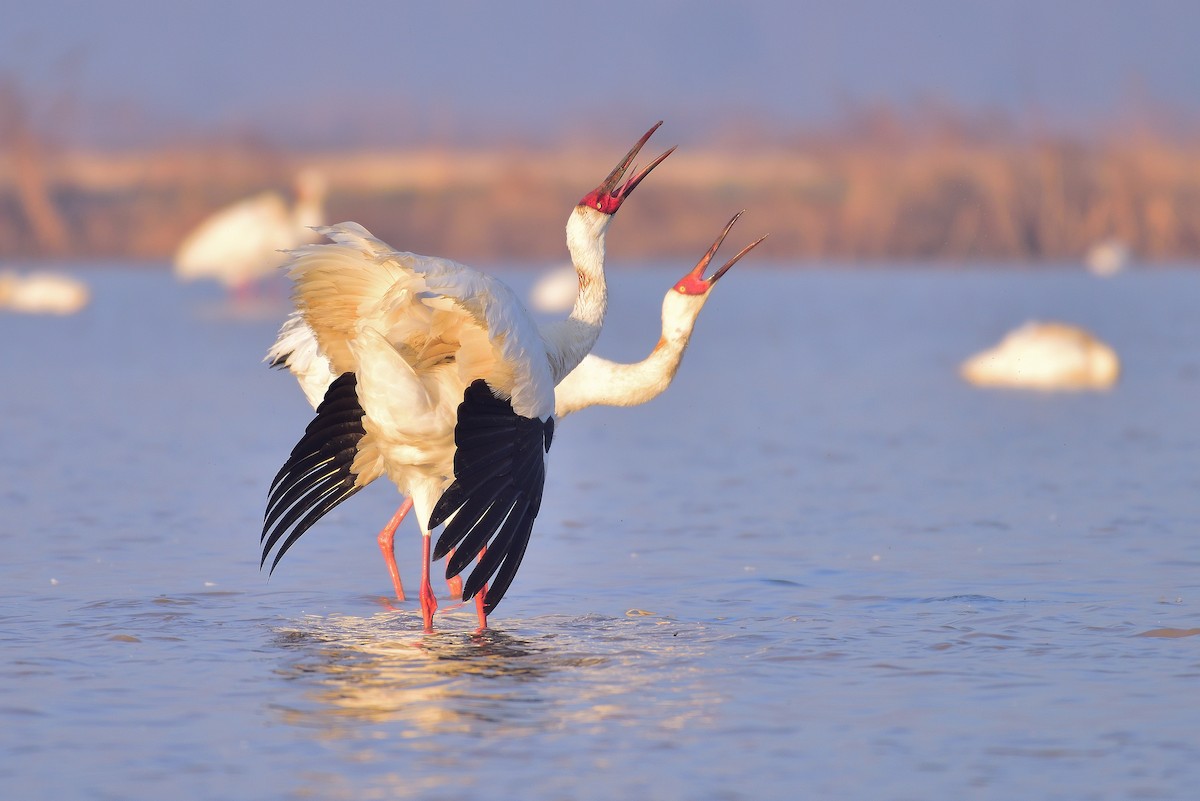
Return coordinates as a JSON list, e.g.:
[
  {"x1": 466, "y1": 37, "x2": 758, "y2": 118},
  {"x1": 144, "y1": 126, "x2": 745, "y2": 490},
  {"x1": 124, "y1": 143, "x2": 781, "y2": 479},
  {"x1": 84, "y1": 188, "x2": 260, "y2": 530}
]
[
  {"x1": 600, "y1": 121, "x2": 675, "y2": 202},
  {"x1": 689, "y1": 211, "x2": 770, "y2": 286}
]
